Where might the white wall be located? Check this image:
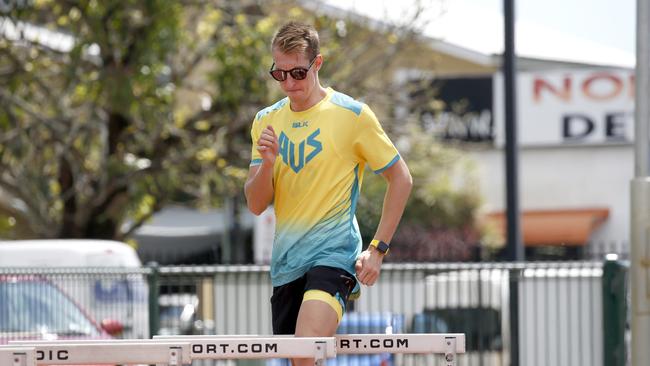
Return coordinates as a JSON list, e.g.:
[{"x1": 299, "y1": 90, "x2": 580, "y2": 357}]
[{"x1": 468, "y1": 144, "x2": 633, "y2": 244}]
